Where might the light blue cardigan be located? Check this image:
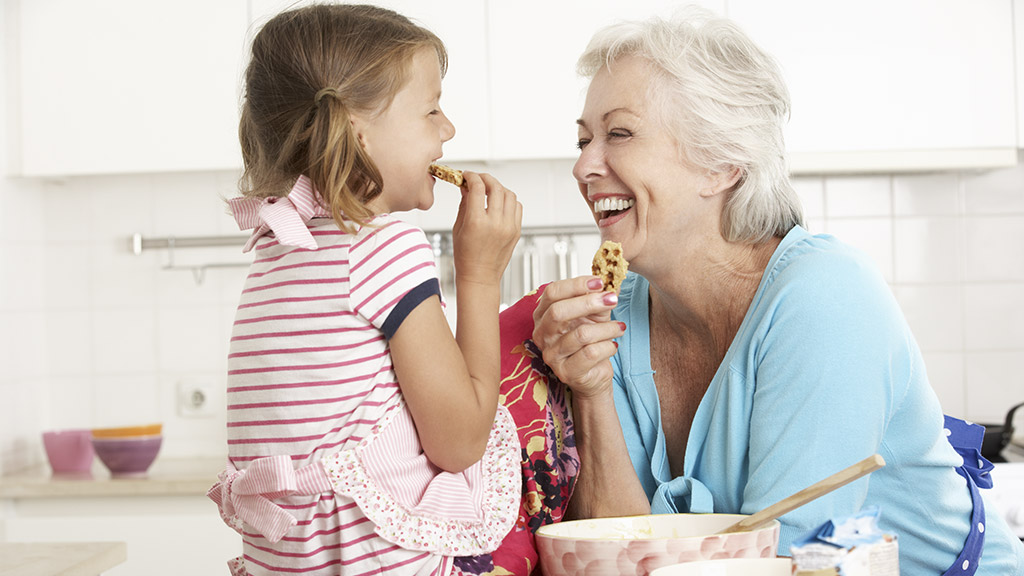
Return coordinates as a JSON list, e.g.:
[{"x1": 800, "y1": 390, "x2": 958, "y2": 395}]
[{"x1": 609, "y1": 226, "x2": 1024, "y2": 576}]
